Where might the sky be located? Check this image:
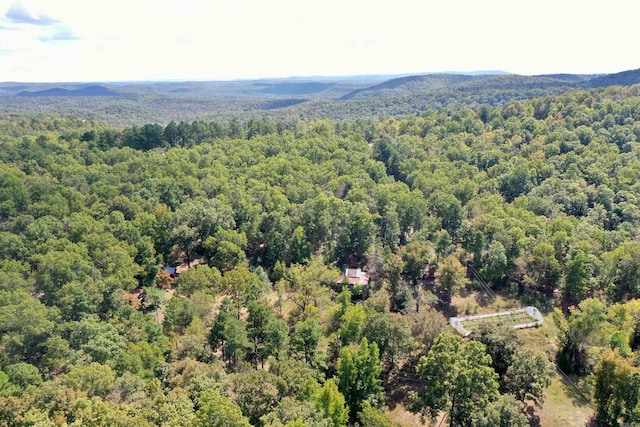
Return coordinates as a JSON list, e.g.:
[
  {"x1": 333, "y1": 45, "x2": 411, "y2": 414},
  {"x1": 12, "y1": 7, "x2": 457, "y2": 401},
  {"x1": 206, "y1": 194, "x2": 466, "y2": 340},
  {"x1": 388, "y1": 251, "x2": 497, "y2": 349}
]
[{"x1": 0, "y1": 0, "x2": 639, "y2": 82}]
